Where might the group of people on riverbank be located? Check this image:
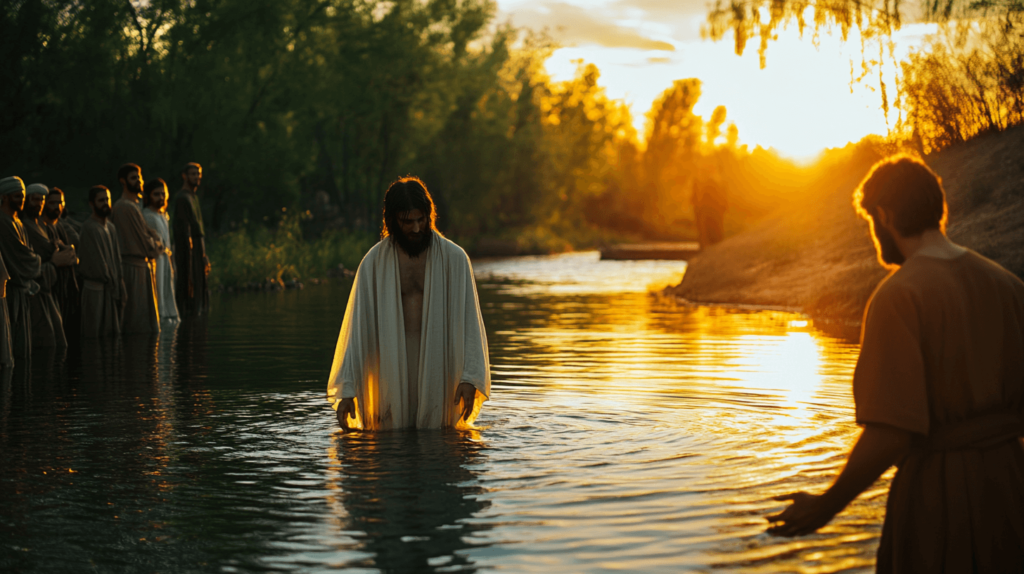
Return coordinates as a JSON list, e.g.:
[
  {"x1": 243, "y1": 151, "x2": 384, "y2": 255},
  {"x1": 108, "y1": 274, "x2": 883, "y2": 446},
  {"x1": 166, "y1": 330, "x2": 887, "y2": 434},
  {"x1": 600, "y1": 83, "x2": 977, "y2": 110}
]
[{"x1": 0, "y1": 162, "x2": 211, "y2": 366}]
